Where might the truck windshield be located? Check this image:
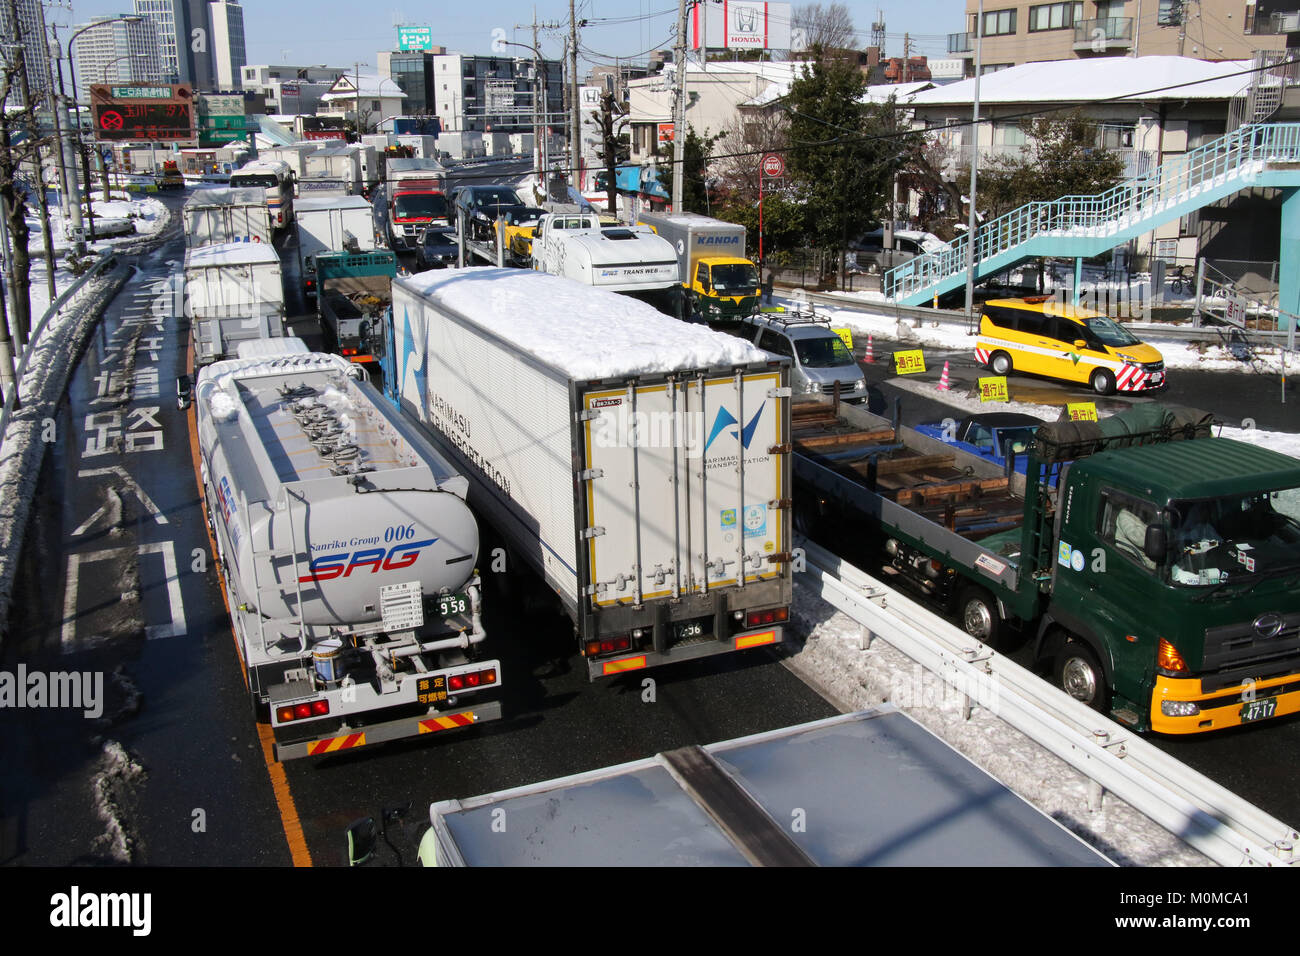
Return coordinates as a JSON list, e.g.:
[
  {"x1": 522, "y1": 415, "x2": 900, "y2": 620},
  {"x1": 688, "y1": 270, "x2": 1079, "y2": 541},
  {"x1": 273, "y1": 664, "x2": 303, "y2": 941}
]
[
  {"x1": 795, "y1": 335, "x2": 855, "y2": 369},
  {"x1": 1083, "y1": 315, "x2": 1142, "y2": 348},
  {"x1": 1167, "y1": 487, "x2": 1300, "y2": 587},
  {"x1": 710, "y1": 263, "x2": 759, "y2": 293},
  {"x1": 394, "y1": 193, "x2": 448, "y2": 220},
  {"x1": 230, "y1": 174, "x2": 279, "y2": 189}
]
